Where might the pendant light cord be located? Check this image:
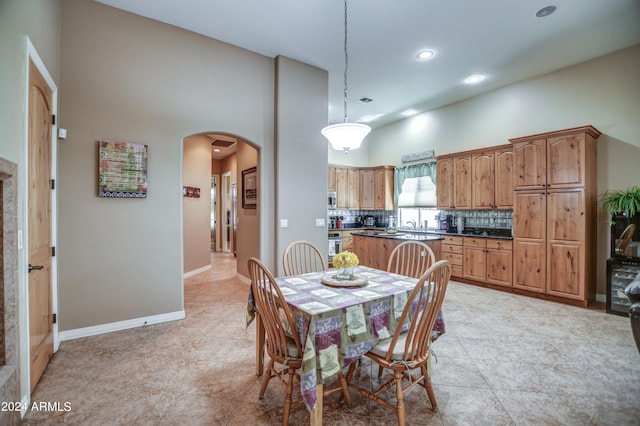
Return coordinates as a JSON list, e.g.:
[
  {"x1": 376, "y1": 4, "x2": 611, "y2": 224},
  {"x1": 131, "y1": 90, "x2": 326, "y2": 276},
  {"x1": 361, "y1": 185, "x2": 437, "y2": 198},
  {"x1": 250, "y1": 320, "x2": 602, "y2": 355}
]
[{"x1": 343, "y1": 0, "x2": 349, "y2": 123}]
